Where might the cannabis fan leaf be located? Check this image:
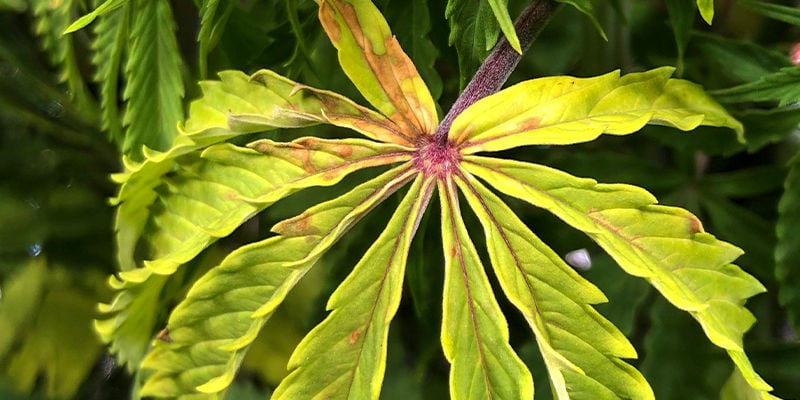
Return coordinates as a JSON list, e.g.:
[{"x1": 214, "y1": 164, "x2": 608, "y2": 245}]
[{"x1": 94, "y1": 0, "x2": 775, "y2": 398}]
